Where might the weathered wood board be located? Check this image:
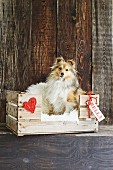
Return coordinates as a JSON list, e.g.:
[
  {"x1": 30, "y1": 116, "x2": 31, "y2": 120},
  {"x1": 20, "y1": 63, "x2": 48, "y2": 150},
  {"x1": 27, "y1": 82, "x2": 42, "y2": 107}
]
[
  {"x1": 57, "y1": 0, "x2": 76, "y2": 60},
  {"x1": 0, "y1": 0, "x2": 33, "y2": 122},
  {"x1": 76, "y1": 0, "x2": 92, "y2": 91},
  {"x1": 31, "y1": 0, "x2": 56, "y2": 82},
  {"x1": 0, "y1": 134, "x2": 113, "y2": 170},
  {"x1": 92, "y1": 0, "x2": 113, "y2": 124}
]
